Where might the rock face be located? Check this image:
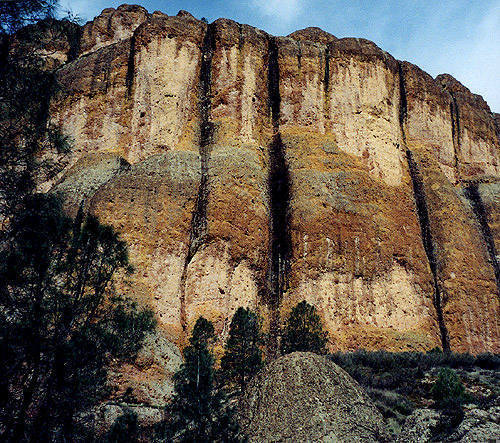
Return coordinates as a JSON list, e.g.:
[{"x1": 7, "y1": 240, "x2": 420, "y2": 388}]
[
  {"x1": 449, "y1": 405, "x2": 500, "y2": 442},
  {"x1": 239, "y1": 352, "x2": 389, "y2": 441},
  {"x1": 9, "y1": 5, "x2": 499, "y2": 354},
  {"x1": 398, "y1": 405, "x2": 500, "y2": 442}
]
